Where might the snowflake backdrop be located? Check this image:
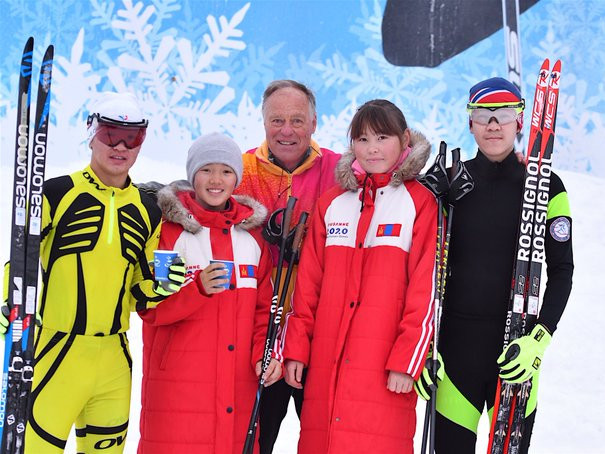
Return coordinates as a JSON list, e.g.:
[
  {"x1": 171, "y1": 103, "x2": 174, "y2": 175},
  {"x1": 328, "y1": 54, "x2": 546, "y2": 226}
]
[{"x1": 0, "y1": 0, "x2": 604, "y2": 177}]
